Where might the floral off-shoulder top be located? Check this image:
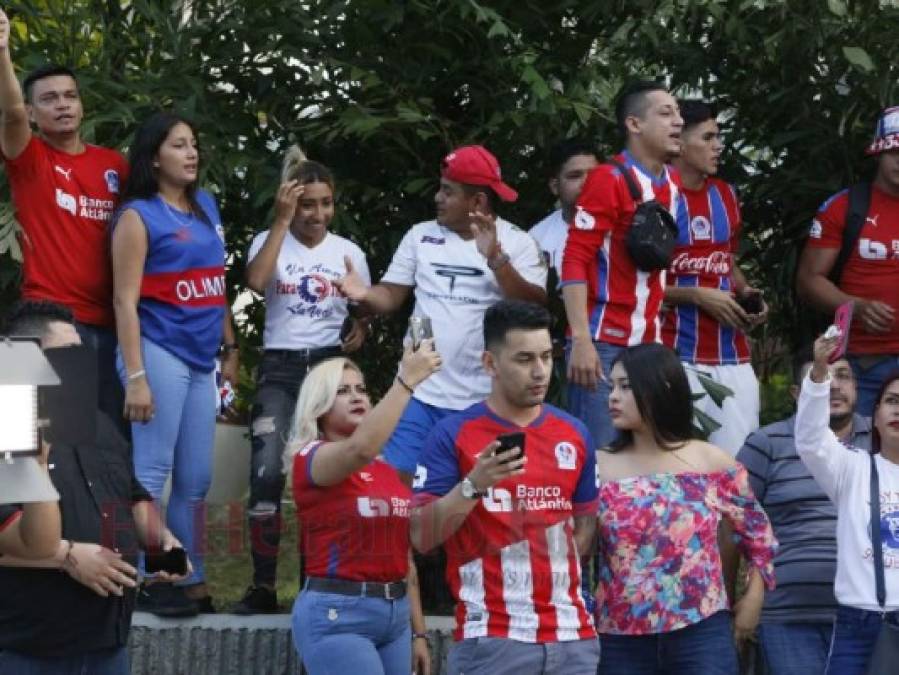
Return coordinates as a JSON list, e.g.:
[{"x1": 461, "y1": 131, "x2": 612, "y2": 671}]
[{"x1": 594, "y1": 465, "x2": 777, "y2": 635}]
